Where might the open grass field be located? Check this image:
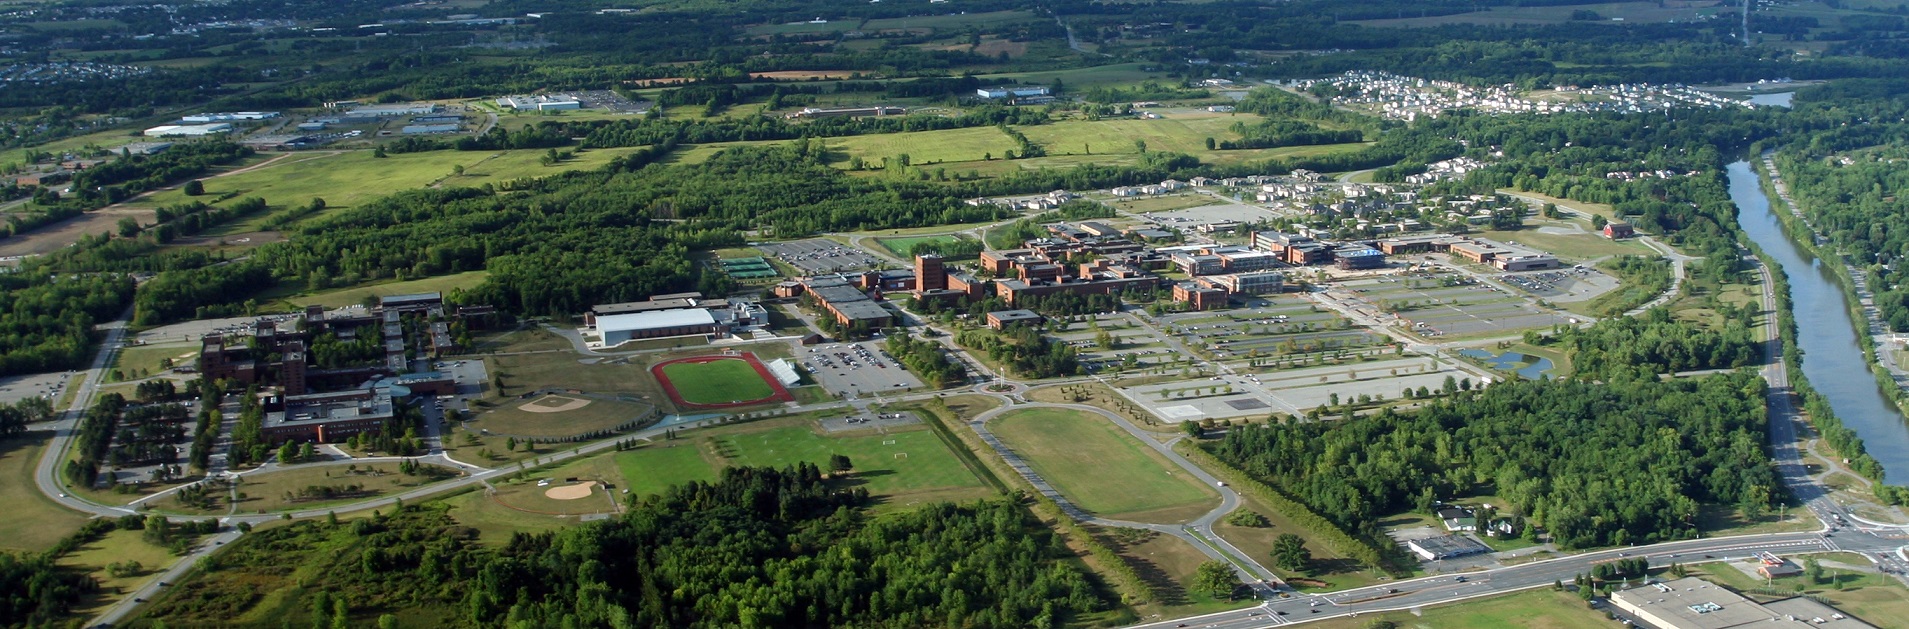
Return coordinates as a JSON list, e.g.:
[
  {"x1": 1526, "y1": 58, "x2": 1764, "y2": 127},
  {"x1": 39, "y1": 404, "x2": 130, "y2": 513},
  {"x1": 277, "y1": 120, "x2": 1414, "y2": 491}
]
[
  {"x1": 979, "y1": 62, "x2": 1169, "y2": 88},
  {"x1": 1351, "y1": 1, "x2": 1720, "y2": 27},
  {"x1": 1212, "y1": 492, "x2": 1382, "y2": 590},
  {"x1": 128, "y1": 147, "x2": 639, "y2": 222},
  {"x1": 470, "y1": 327, "x2": 570, "y2": 354},
  {"x1": 1478, "y1": 229, "x2": 1648, "y2": 262},
  {"x1": 862, "y1": 10, "x2": 1040, "y2": 31},
  {"x1": 108, "y1": 342, "x2": 196, "y2": 382},
  {"x1": 1099, "y1": 527, "x2": 1258, "y2": 618},
  {"x1": 58, "y1": 529, "x2": 184, "y2": 616},
  {"x1": 440, "y1": 488, "x2": 570, "y2": 543},
  {"x1": 1020, "y1": 117, "x2": 1244, "y2": 157},
  {"x1": 875, "y1": 234, "x2": 972, "y2": 259},
  {"x1": 0, "y1": 430, "x2": 89, "y2": 552},
  {"x1": 470, "y1": 394, "x2": 654, "y2": 438},
  {"x1": 279, "y1": 270, "x2": 490, "y2": 310},
  {"x1": 614, "y1": 419, "x2": 991, "y2": 508},
  {"x1": 1301, "y1": 588, "x2": 1612, "y2": 629},
  {"x1": 486, "y1": 353, "x2": 655, "y2": 398},
  {"x1": 657, "y1": 357, "x2": 777, "y2": 405},
  {"x1": 0, "y1": 206, "x2": 156, "y2": 258},
  {"x1": 822, "y1": 126, "x2": 1020, "y2": 165},
  {"x1": 990, "y1": 407, "x2": 1218, "y2": 522},
  {"x1": 227, "y1": 463, "x2": 459, "y2": 514}
]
